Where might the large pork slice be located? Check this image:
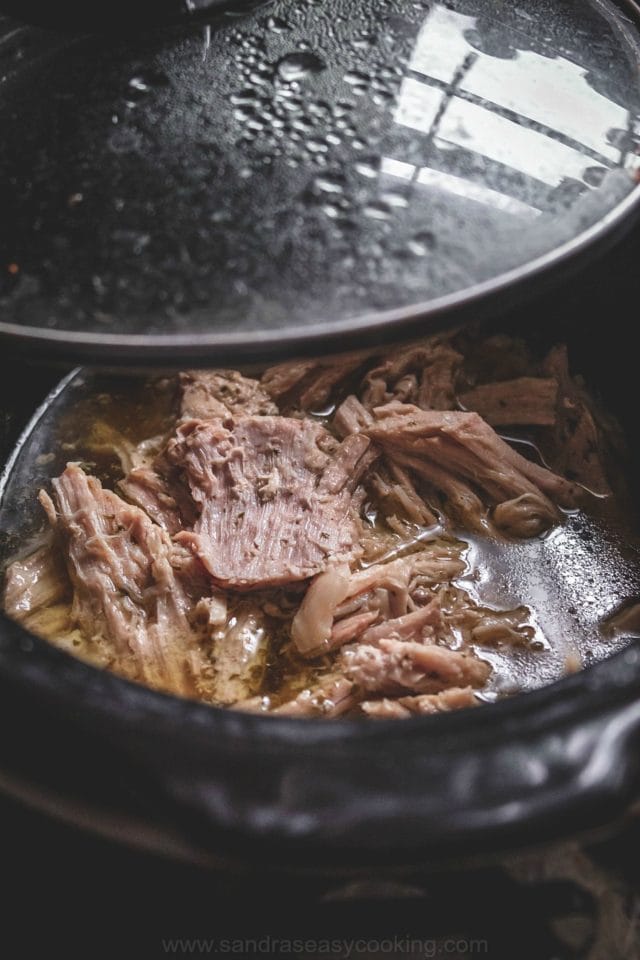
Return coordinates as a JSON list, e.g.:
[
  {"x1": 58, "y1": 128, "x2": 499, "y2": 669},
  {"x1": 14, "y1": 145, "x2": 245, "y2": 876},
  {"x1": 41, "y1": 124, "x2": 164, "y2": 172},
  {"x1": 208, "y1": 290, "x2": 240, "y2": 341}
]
[
  {"x1": 169, "y1": 416, "x2": 375, "y2": 590},
  {"x1": 40, "y1": 464, "x2": 209, "y2": 699}
]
